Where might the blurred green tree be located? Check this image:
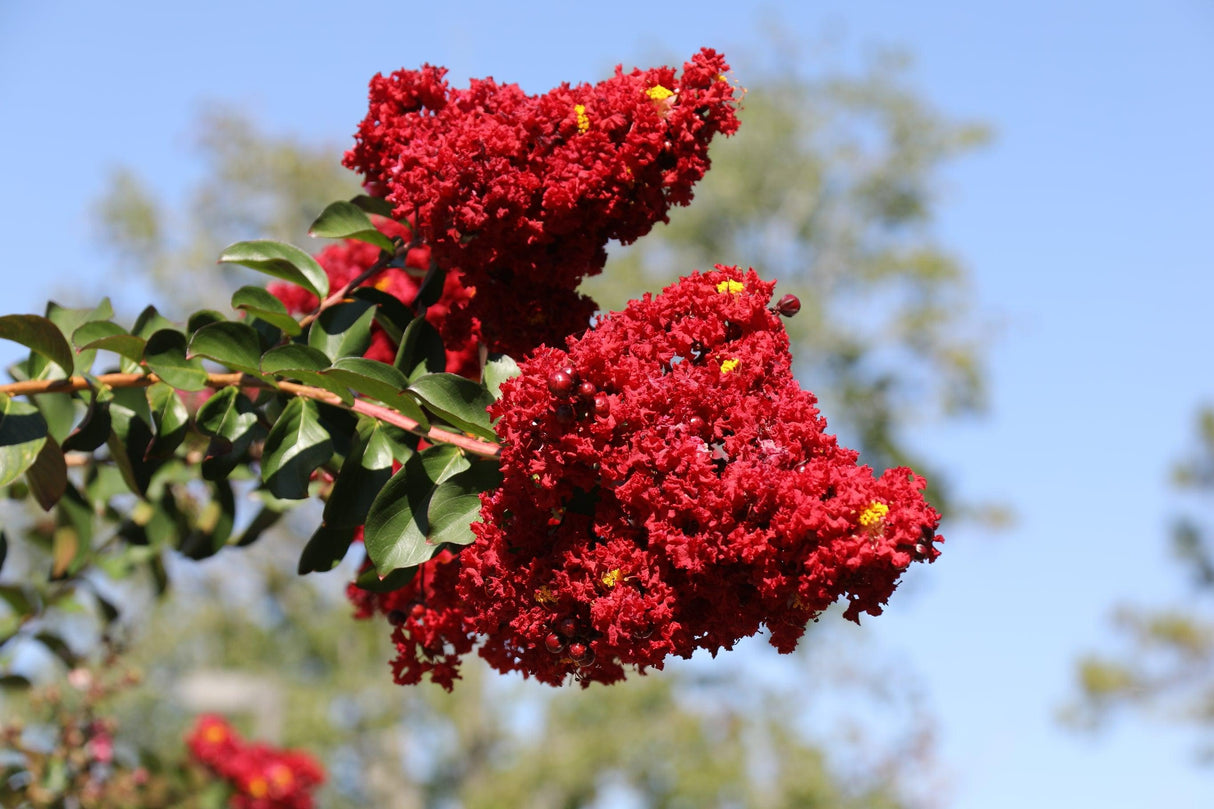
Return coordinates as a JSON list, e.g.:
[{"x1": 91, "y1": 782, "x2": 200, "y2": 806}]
[{"x1": 1066, "y1": 407, "x2": 1214, "y2": 760}]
